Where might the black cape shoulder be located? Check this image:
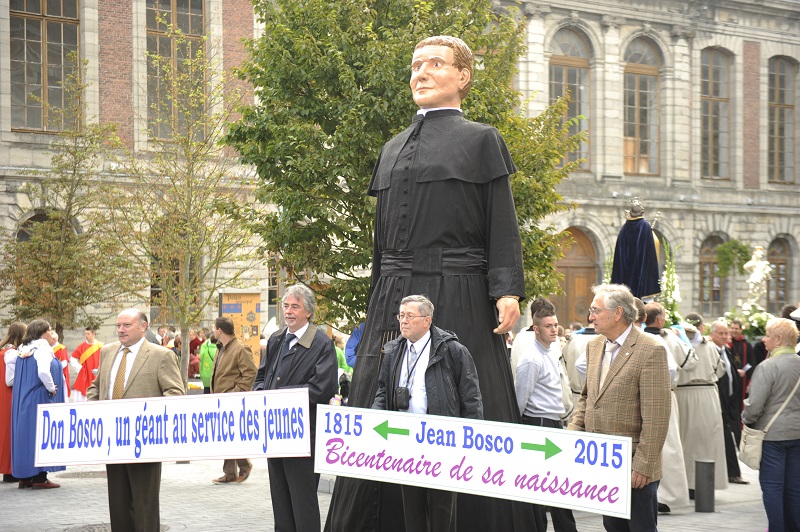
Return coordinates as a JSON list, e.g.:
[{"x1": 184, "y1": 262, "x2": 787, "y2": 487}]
[{"x1": 368, "y1": 110, "x2": 516, "y2": 194}]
